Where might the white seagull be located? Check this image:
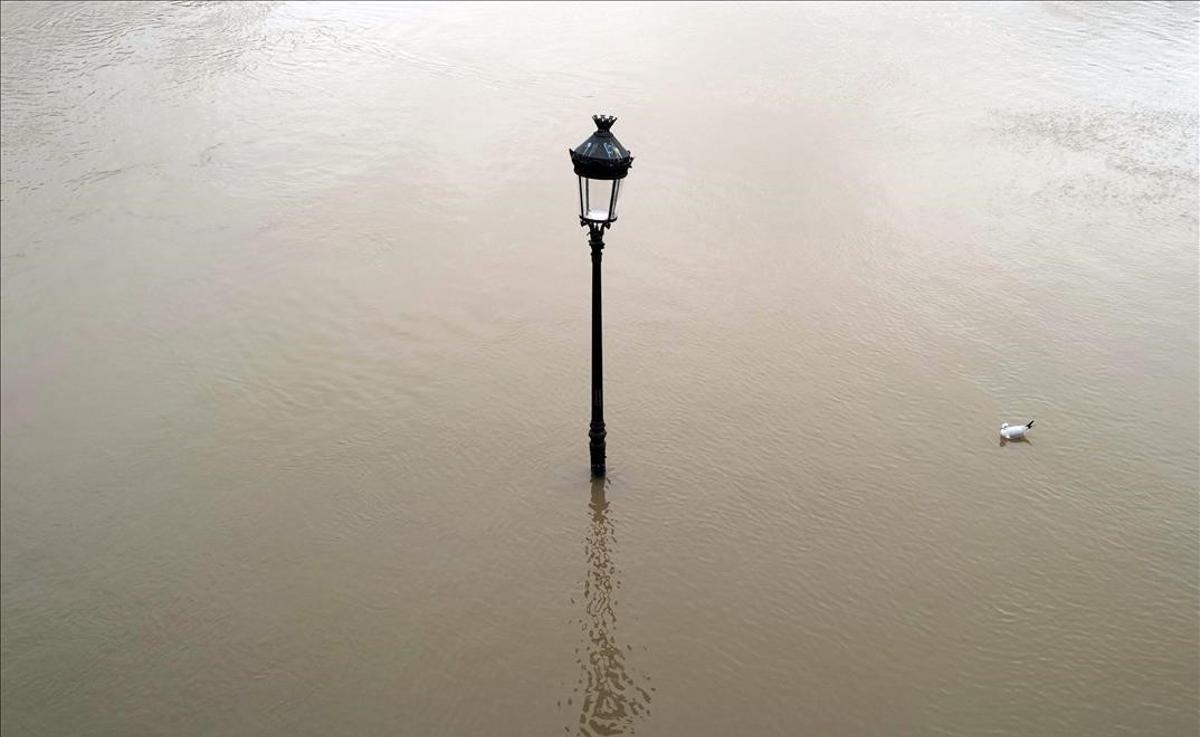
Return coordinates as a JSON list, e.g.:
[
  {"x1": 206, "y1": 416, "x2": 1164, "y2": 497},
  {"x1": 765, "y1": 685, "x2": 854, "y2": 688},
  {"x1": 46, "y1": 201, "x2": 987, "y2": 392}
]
[{"x1": 1000, "y1": 420, "x2": 1035, "y2": 441}]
